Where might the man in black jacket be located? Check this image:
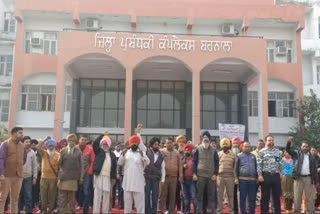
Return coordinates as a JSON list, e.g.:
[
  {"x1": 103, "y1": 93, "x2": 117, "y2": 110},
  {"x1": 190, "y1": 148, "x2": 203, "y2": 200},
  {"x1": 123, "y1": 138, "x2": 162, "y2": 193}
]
[
  {"x1": 286, "y1": 136, "x2": 318, "y2": 214},
  {"x1": 92, "y1": 131, "x2": 117, "y2": 214}
]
